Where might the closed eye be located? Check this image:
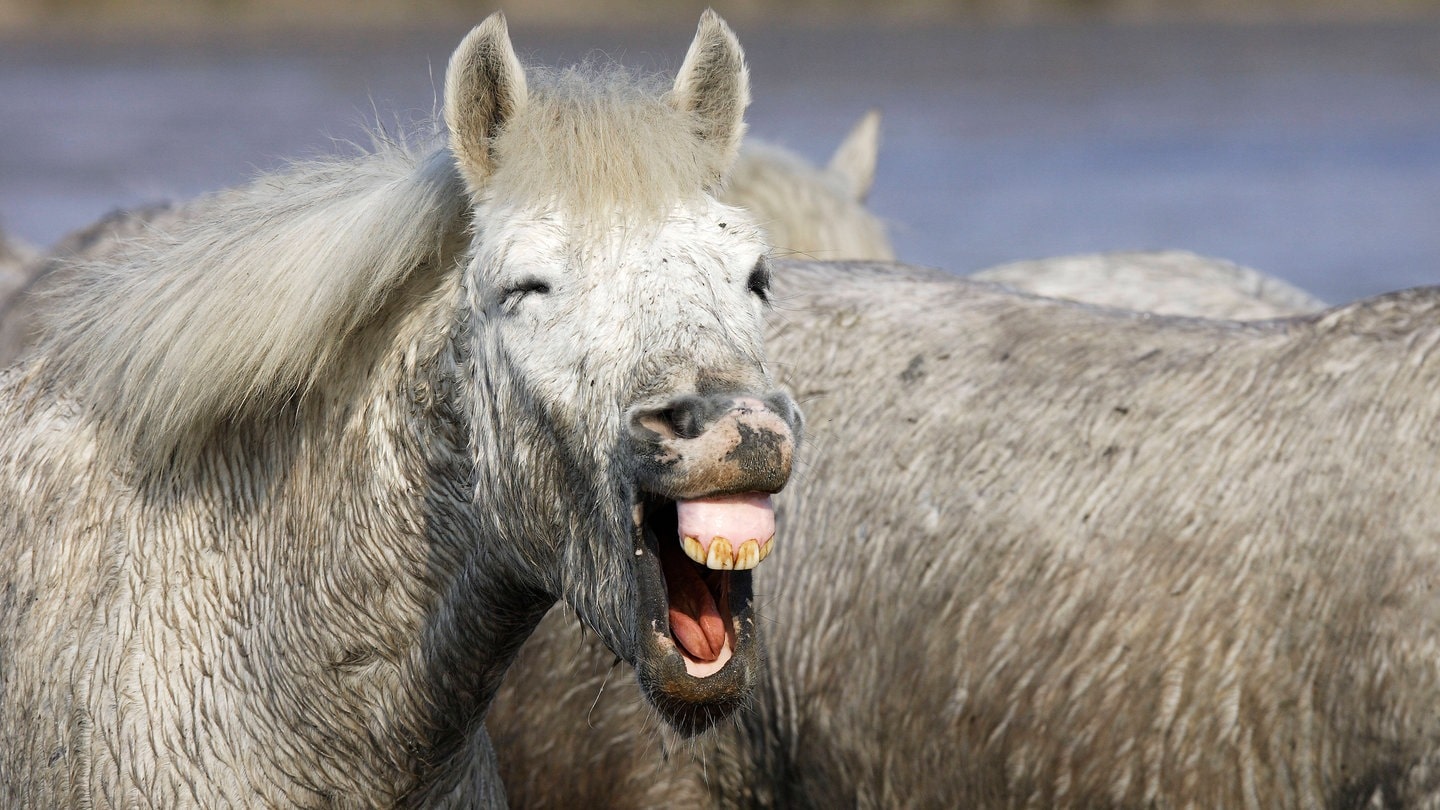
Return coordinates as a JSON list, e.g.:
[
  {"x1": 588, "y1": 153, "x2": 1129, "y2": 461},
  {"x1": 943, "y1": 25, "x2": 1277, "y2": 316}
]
[
  {"x1": 746, "y1": 261, "x2": 772, "y2": 303},
  {"x1": 501, "y1": 277, "x2": 553, "y2": 310}
]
